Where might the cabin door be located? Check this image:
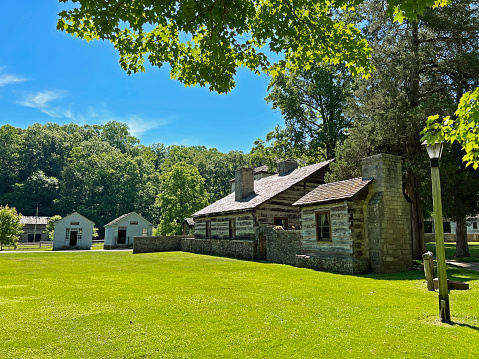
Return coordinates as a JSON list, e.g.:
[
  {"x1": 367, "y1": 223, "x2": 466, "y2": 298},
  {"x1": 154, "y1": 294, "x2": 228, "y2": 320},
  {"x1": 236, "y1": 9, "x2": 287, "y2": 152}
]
[
  {"x1": 118, "y1": 229, "x2": 127, "y2": 244},
  {"x1": 259, "y1": 233, "x2": 267, "y2": 260},
  {"x1": 69, "y1": 230, "x2": 78, "y2": 246}
]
